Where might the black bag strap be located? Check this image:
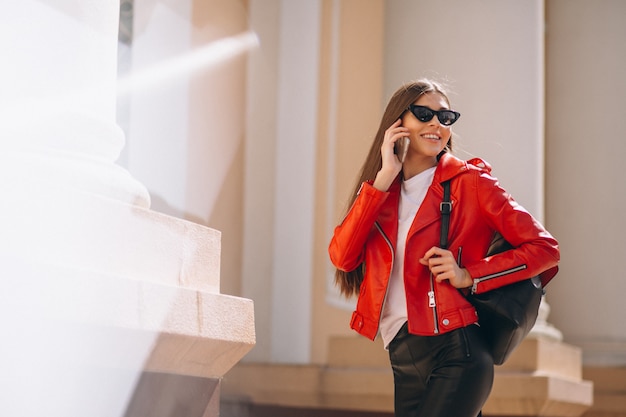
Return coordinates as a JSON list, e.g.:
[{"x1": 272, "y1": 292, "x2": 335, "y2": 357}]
[{"x1": 440, "y1": 180, "x2": 452, "y2": 250}]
